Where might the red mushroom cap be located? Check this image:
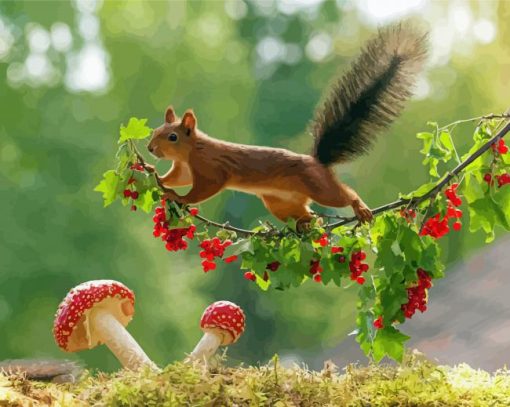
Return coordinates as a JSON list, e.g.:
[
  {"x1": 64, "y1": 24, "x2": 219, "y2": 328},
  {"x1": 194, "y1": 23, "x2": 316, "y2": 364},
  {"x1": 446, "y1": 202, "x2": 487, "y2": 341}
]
[
  {"x1": 53, "y1": 280, "x2": 135, "y2": 352},
  {"x1": 200, "y1": 301, "x2": 245, "y2": 345}
]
